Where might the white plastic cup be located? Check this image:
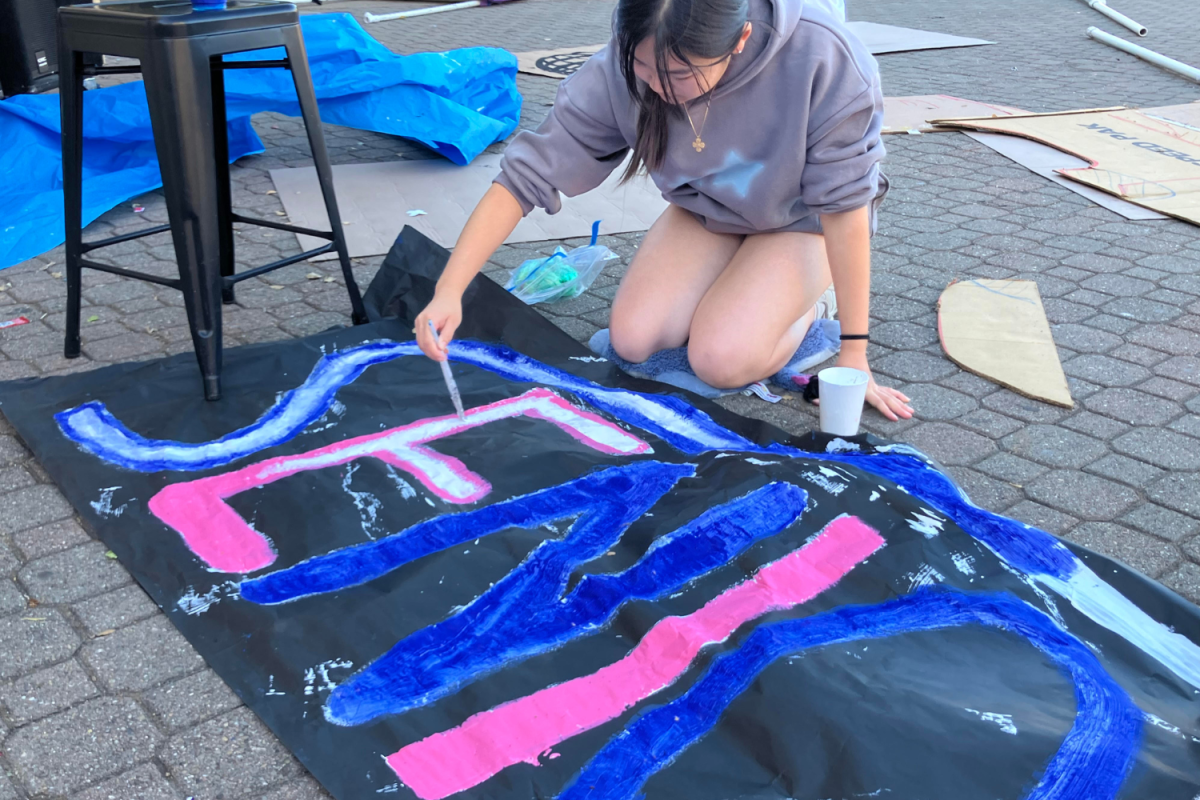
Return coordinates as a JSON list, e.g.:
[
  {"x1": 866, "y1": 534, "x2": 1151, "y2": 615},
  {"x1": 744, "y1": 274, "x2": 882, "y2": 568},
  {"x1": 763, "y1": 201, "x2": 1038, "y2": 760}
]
[{"x1": 818, "y1": 367, "x2": 869, "y2": 436}]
